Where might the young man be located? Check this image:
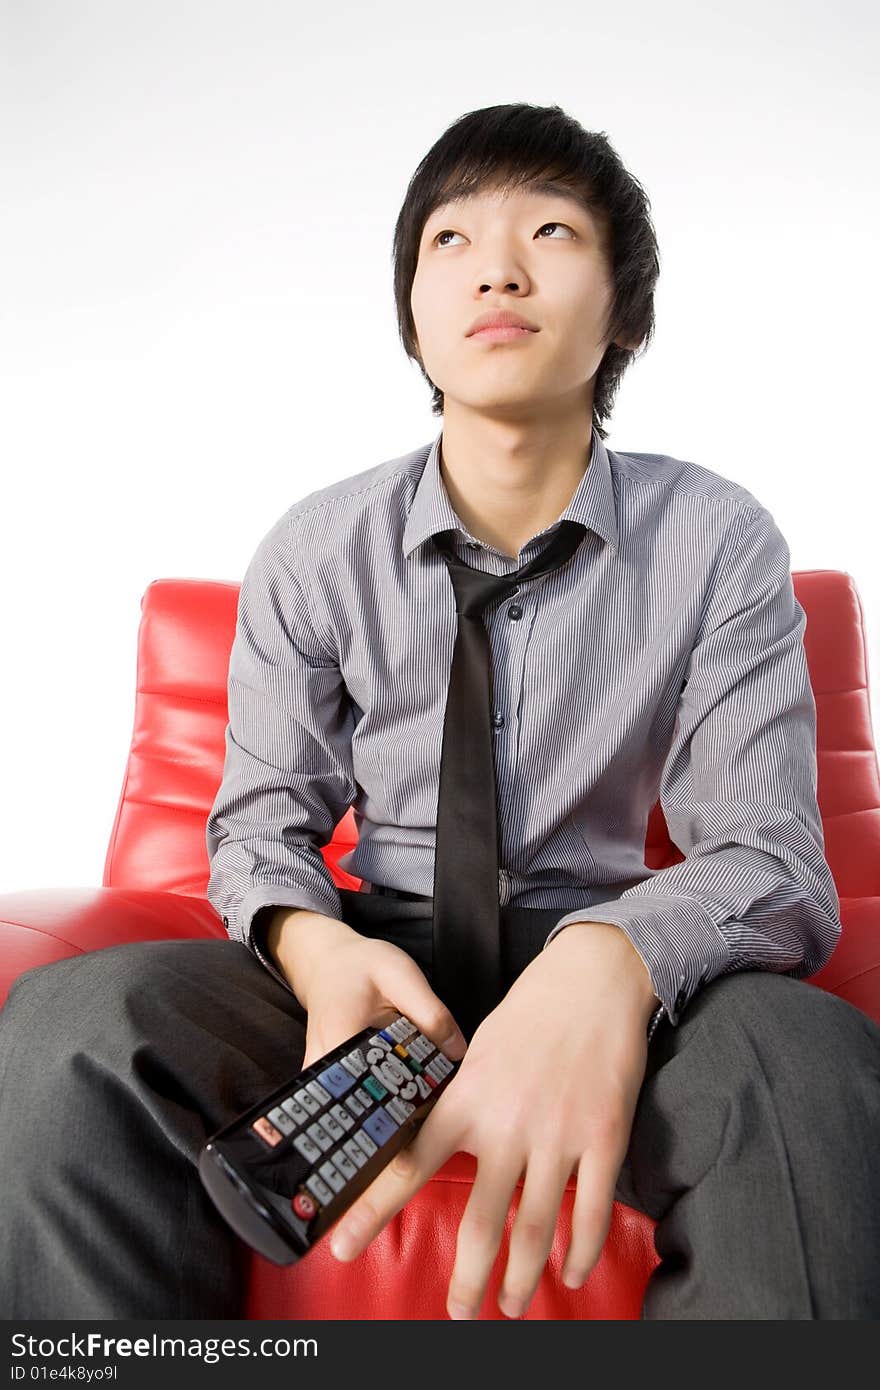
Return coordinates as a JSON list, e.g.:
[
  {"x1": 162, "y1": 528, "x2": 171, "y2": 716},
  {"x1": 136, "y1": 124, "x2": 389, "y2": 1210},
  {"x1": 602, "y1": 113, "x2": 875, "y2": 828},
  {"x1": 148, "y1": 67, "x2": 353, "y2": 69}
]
[
  {"x1": 1, "y1": 103, "x2": 878, "y2": 1322},
  {"x1": 202, "y1": 103, "x2": 878, "y2": 1318}
]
